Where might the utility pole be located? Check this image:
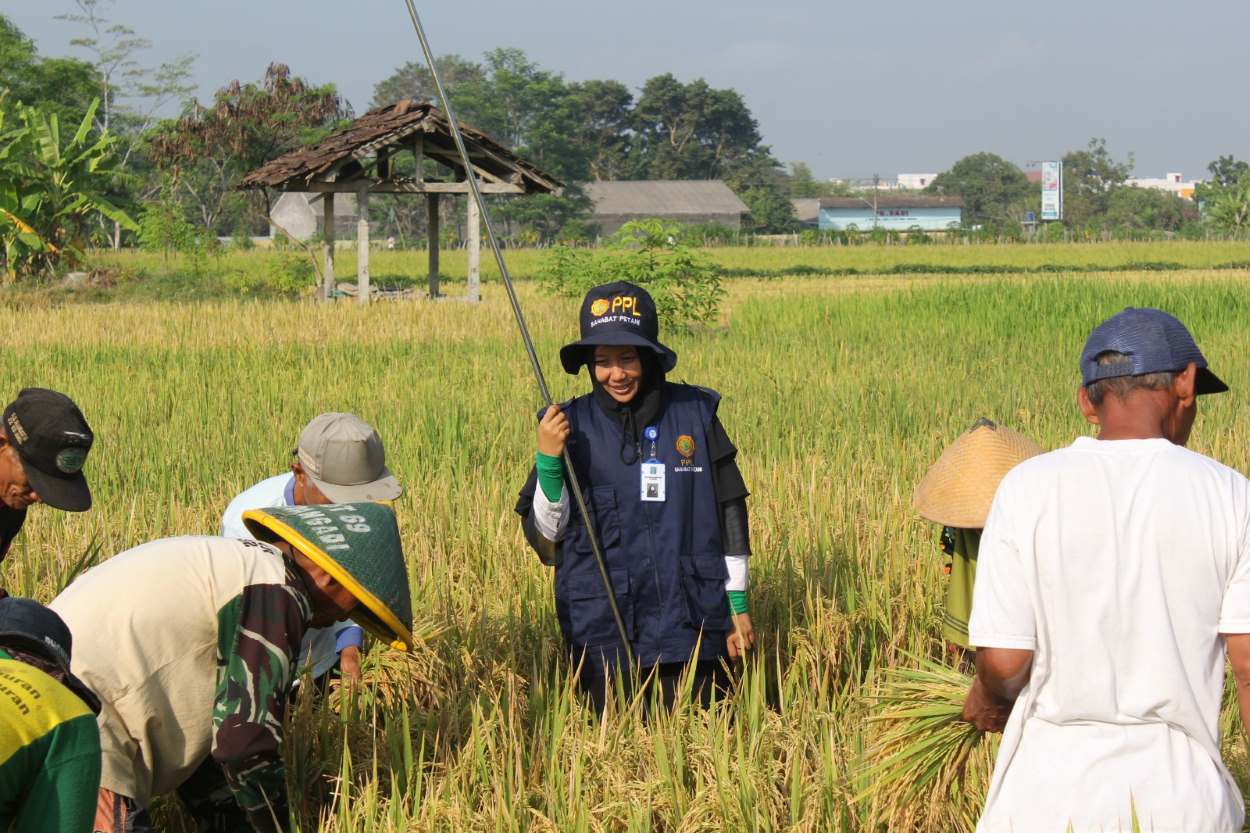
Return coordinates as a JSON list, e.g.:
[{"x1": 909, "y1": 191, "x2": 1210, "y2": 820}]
[{"x1": 872, "y1": 173, "x2": 880, "y2": 229}]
